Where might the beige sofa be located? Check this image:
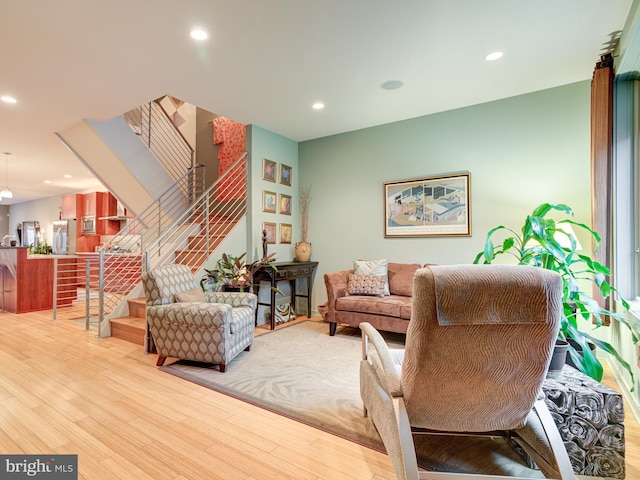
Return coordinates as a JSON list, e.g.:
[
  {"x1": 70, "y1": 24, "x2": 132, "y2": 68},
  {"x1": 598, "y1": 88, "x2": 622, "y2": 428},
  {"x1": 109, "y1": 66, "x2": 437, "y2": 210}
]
[{"x1": 322, "y1": 262, "x2": 422, "y2": 336}]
